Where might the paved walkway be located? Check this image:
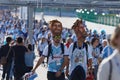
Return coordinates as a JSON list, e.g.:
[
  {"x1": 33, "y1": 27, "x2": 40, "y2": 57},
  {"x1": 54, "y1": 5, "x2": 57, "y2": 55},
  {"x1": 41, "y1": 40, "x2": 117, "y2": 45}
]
[{"x1": 0, "y1": 57, "x2": 48, "y2": 80}]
